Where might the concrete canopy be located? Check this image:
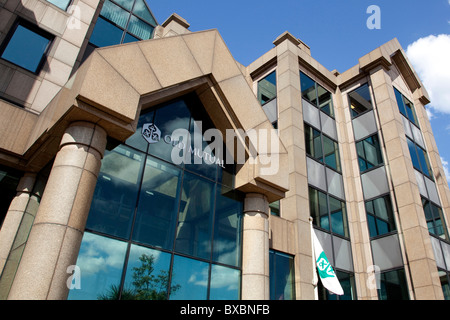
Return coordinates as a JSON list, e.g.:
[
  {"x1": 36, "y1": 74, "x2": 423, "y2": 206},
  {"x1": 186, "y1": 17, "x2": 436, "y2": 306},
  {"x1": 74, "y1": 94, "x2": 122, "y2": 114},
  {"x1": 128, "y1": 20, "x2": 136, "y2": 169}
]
[{"x1": 16, "y1": 29, "x2": 289, "y2": 202}]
